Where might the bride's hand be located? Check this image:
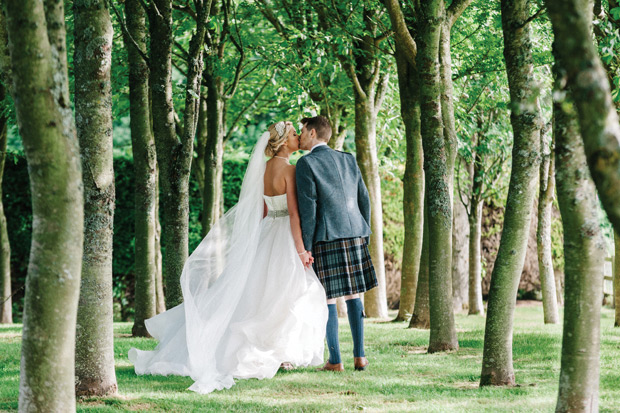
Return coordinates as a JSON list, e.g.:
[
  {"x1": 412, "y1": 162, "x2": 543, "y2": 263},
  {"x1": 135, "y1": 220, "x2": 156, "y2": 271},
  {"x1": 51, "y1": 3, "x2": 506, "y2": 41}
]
[{"x1": 298, "y1": 250, "x2": 312, "y2": 268}]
